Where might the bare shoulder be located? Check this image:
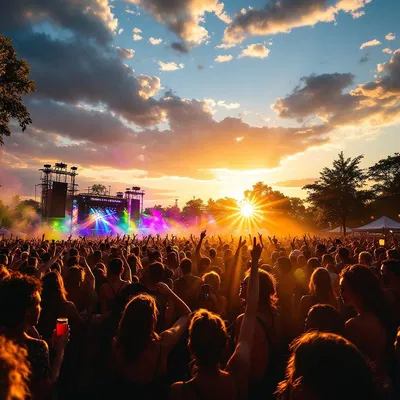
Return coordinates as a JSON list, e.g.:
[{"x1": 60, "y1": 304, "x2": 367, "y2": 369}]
[{"x1": 170, "y1": 381, "x2": 184, "y2": 399}]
